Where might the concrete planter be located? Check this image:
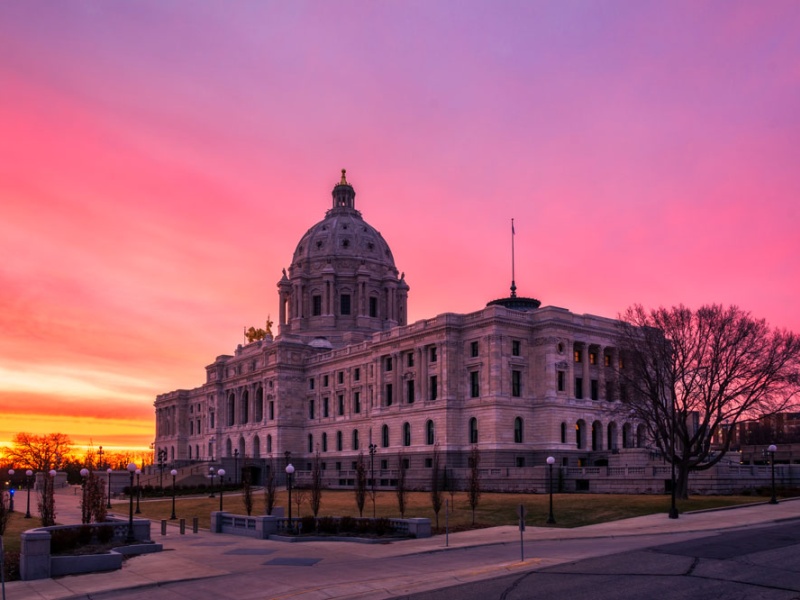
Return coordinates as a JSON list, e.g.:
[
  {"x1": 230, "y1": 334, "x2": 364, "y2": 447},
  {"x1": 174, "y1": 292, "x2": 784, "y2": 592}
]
[{"x1": 50, "y1": 552, "x2": 123, "y2": 577}]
